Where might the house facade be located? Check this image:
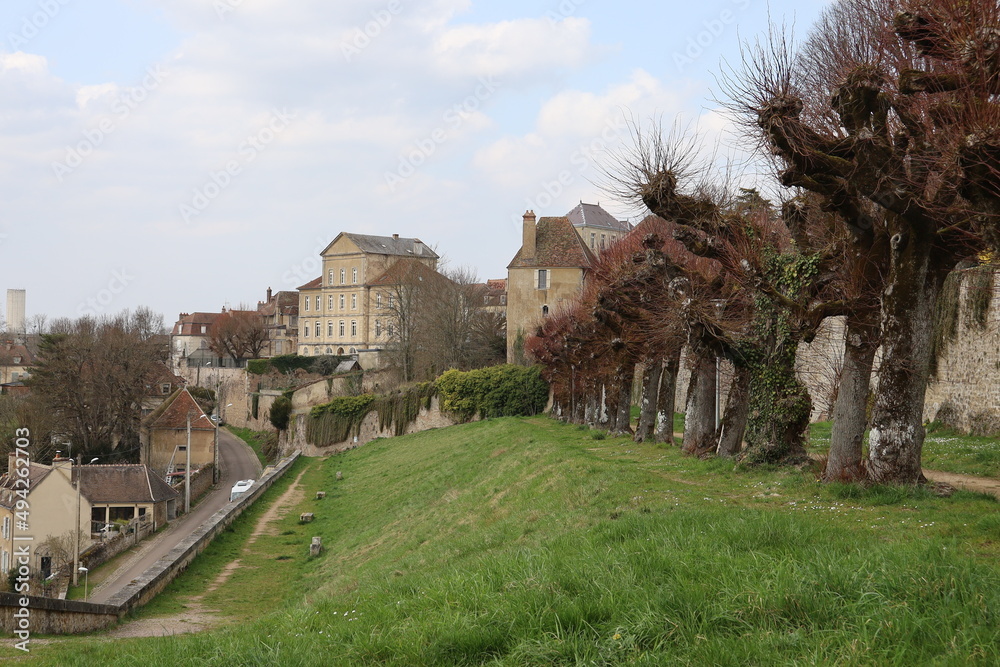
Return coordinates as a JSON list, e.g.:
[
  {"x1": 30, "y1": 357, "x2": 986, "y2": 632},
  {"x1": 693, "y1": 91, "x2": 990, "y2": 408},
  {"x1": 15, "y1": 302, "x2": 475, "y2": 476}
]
[
  {"x1": 506, "y1": 211, "x2": 596, "y2": 361},
  {"x1": 297, "y1": 233, "x2": 440, "y2": 356},
  {"x1": 257, "y1": 287, "x2": 299, "y2": 357},
  {"x1": 140, "y1": 388, "x2": 216, "y2": 478},
  {"x1": 0, "y1": 455, "x2": 90, "y2": 580},
  {"x1": 0, "y1": 340, "x2": 34, "y2": 385},
  {"x1": 170, "y1": 312, "x2": 223, "y2": 368}
]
